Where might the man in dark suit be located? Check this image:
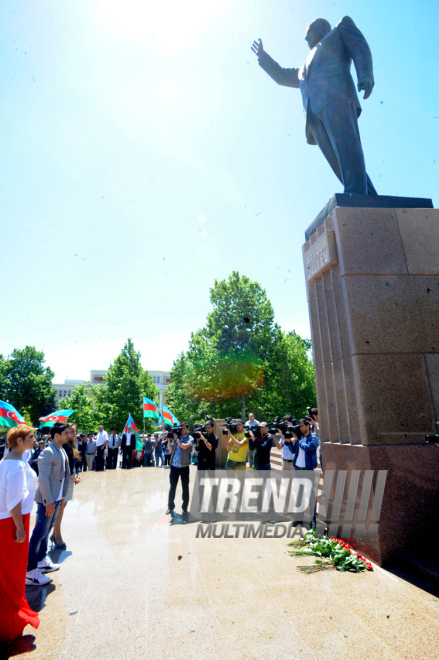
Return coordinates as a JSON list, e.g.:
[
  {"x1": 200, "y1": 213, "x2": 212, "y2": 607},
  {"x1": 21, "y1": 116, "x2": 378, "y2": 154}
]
[
  {"x1": 121, "y1": 425, "x2": 135, "y2": 469},
  {"x1": 252, "y1": 17, "x2": 376, "y2": 195}
]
